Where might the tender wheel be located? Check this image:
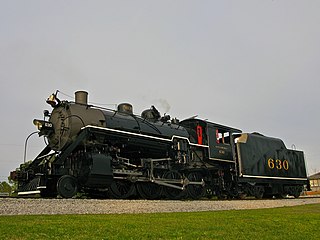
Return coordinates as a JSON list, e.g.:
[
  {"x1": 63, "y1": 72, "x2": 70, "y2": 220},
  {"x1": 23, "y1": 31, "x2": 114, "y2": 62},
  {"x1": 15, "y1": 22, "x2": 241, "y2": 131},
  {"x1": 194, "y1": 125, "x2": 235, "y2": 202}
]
[
  {"x1": 162, "y1": 170, "x2": 186, "y2": 200},
  {"x1": 293, "y1": 192, "x2": 301, "y2": 198},
  {"x1": 57, "y1": 175, "x2": 78, "y2": 198},
  {"x1": 186, "y1": 171, "x2": 206, "y2": 200},
  {"x1": 293, "y1": 186, "x2": 303, "y2": 198},
  {"x1": 253, "y1": 185, "x2": 265, "y2": 199},
  {"x1": 275, "y1": 194, "x2": 288, "y2": 199},
  {"x1": 284, "y1": 185, "x2": 302, "y2": 198},
  {"x1": 108, "y1": 180, "x2": 136, "y2": 199},
  {"x1": 136, "y1": 182, "x2": 162, "y2": 200}
]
